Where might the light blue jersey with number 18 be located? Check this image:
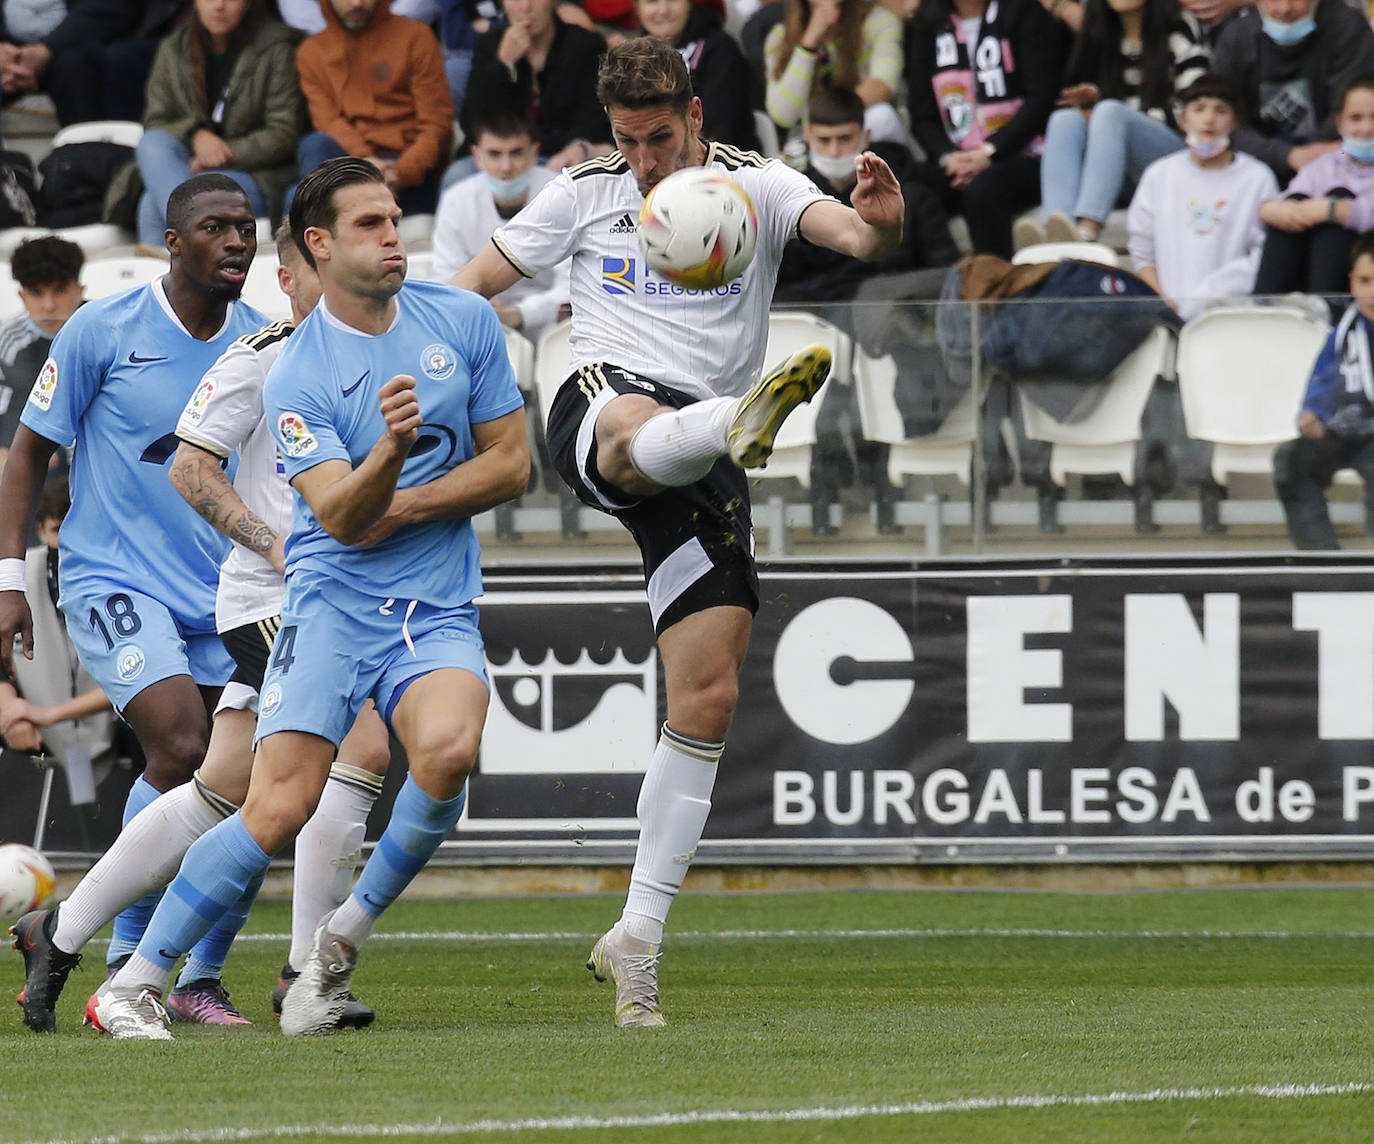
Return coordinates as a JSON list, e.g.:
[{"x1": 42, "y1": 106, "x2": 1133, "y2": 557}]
[
  {"x1": 265, "y1": 278, "x2": 523, "y2": 608},
  {"x1": 20, "y1": 279, "x2": 267, "y2": 632}
]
